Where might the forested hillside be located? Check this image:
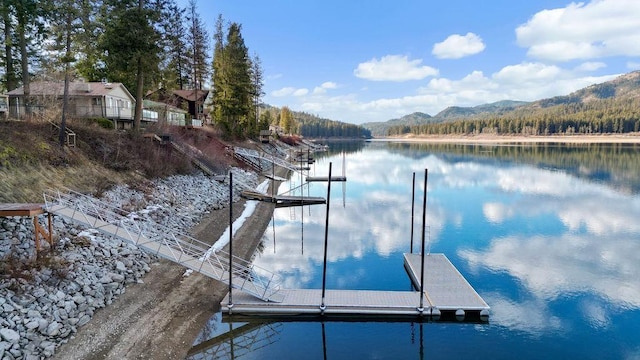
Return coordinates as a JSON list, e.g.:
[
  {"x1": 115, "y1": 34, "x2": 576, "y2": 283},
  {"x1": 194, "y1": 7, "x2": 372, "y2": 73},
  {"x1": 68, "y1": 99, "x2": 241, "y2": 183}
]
[
  {"x1": 386, "y1": 71, "x2": 640, "y2": 136},
  {"x1": 259, "y1": 105, "x2": 371, "y2": 138}
]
